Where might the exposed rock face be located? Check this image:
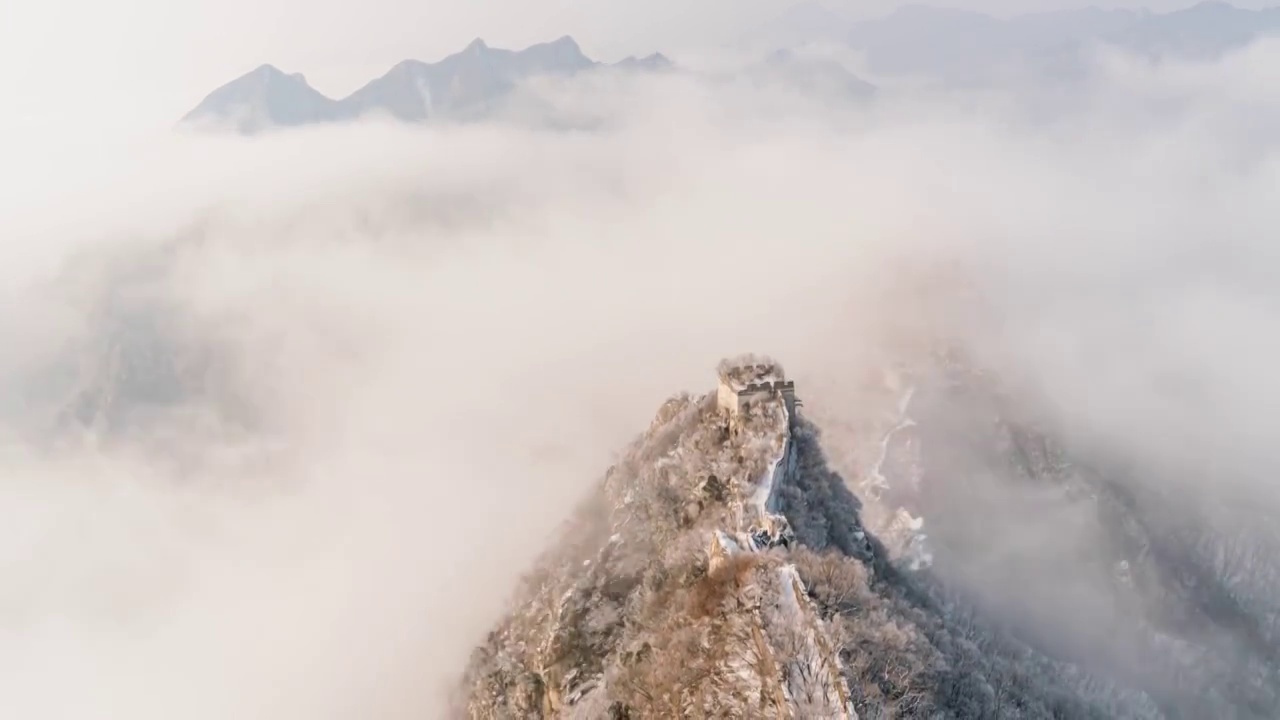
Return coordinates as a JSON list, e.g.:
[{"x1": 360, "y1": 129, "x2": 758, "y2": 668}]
[{"x1": 456, "y1": 360, "x2": 1162, "y2": 719}]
